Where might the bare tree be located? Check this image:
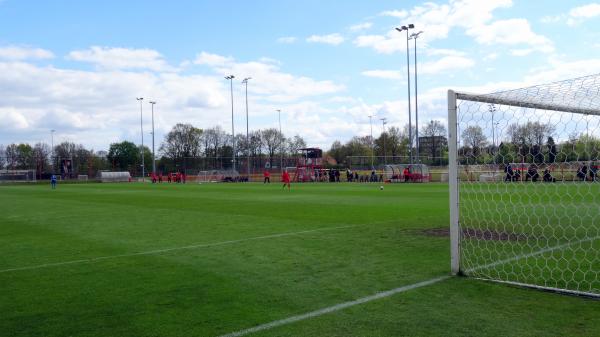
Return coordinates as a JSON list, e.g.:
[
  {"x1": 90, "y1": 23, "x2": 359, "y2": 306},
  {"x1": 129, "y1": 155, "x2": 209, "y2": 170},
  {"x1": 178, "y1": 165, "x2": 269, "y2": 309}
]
[
  {"x1": 5, "y1": 144, "x2": 18, "y2": 169},
  {"x1": 0, "y1": 145, "x2": 5, "y2": 169},
  {"x1": 261, "y1": 128, "x2": 285, "y2": 167},
  {"x1": 286, "y1": 135, "x2": 307, "y2": 156},
  {"x1": 32, "y1": 142, "x2": 51, "y2": 175},
  {"x1": 461, "y1": 125, "x2": 488, "y2": 155},
  {"x1": 248, "y1": 130, "x2": 263, "y2": 157},
  {"x1": 234, "y1": 133, "x2": 248, "y2": 158},
  {"x1": 160, "y1": 123, "x2": 204, "y2": 160},
  {"x1": 203, "y1": 126, "x2": 227, "y2": 158},
  {"x1": 508, "y1": 121, "x2": 554, "y2": 146},
  {"x1": 421, "y1": 120, "x2": 447, "y2": 159},
  {"x1": 386, "y1": 126, "x2": 406, "y2": 157}
]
